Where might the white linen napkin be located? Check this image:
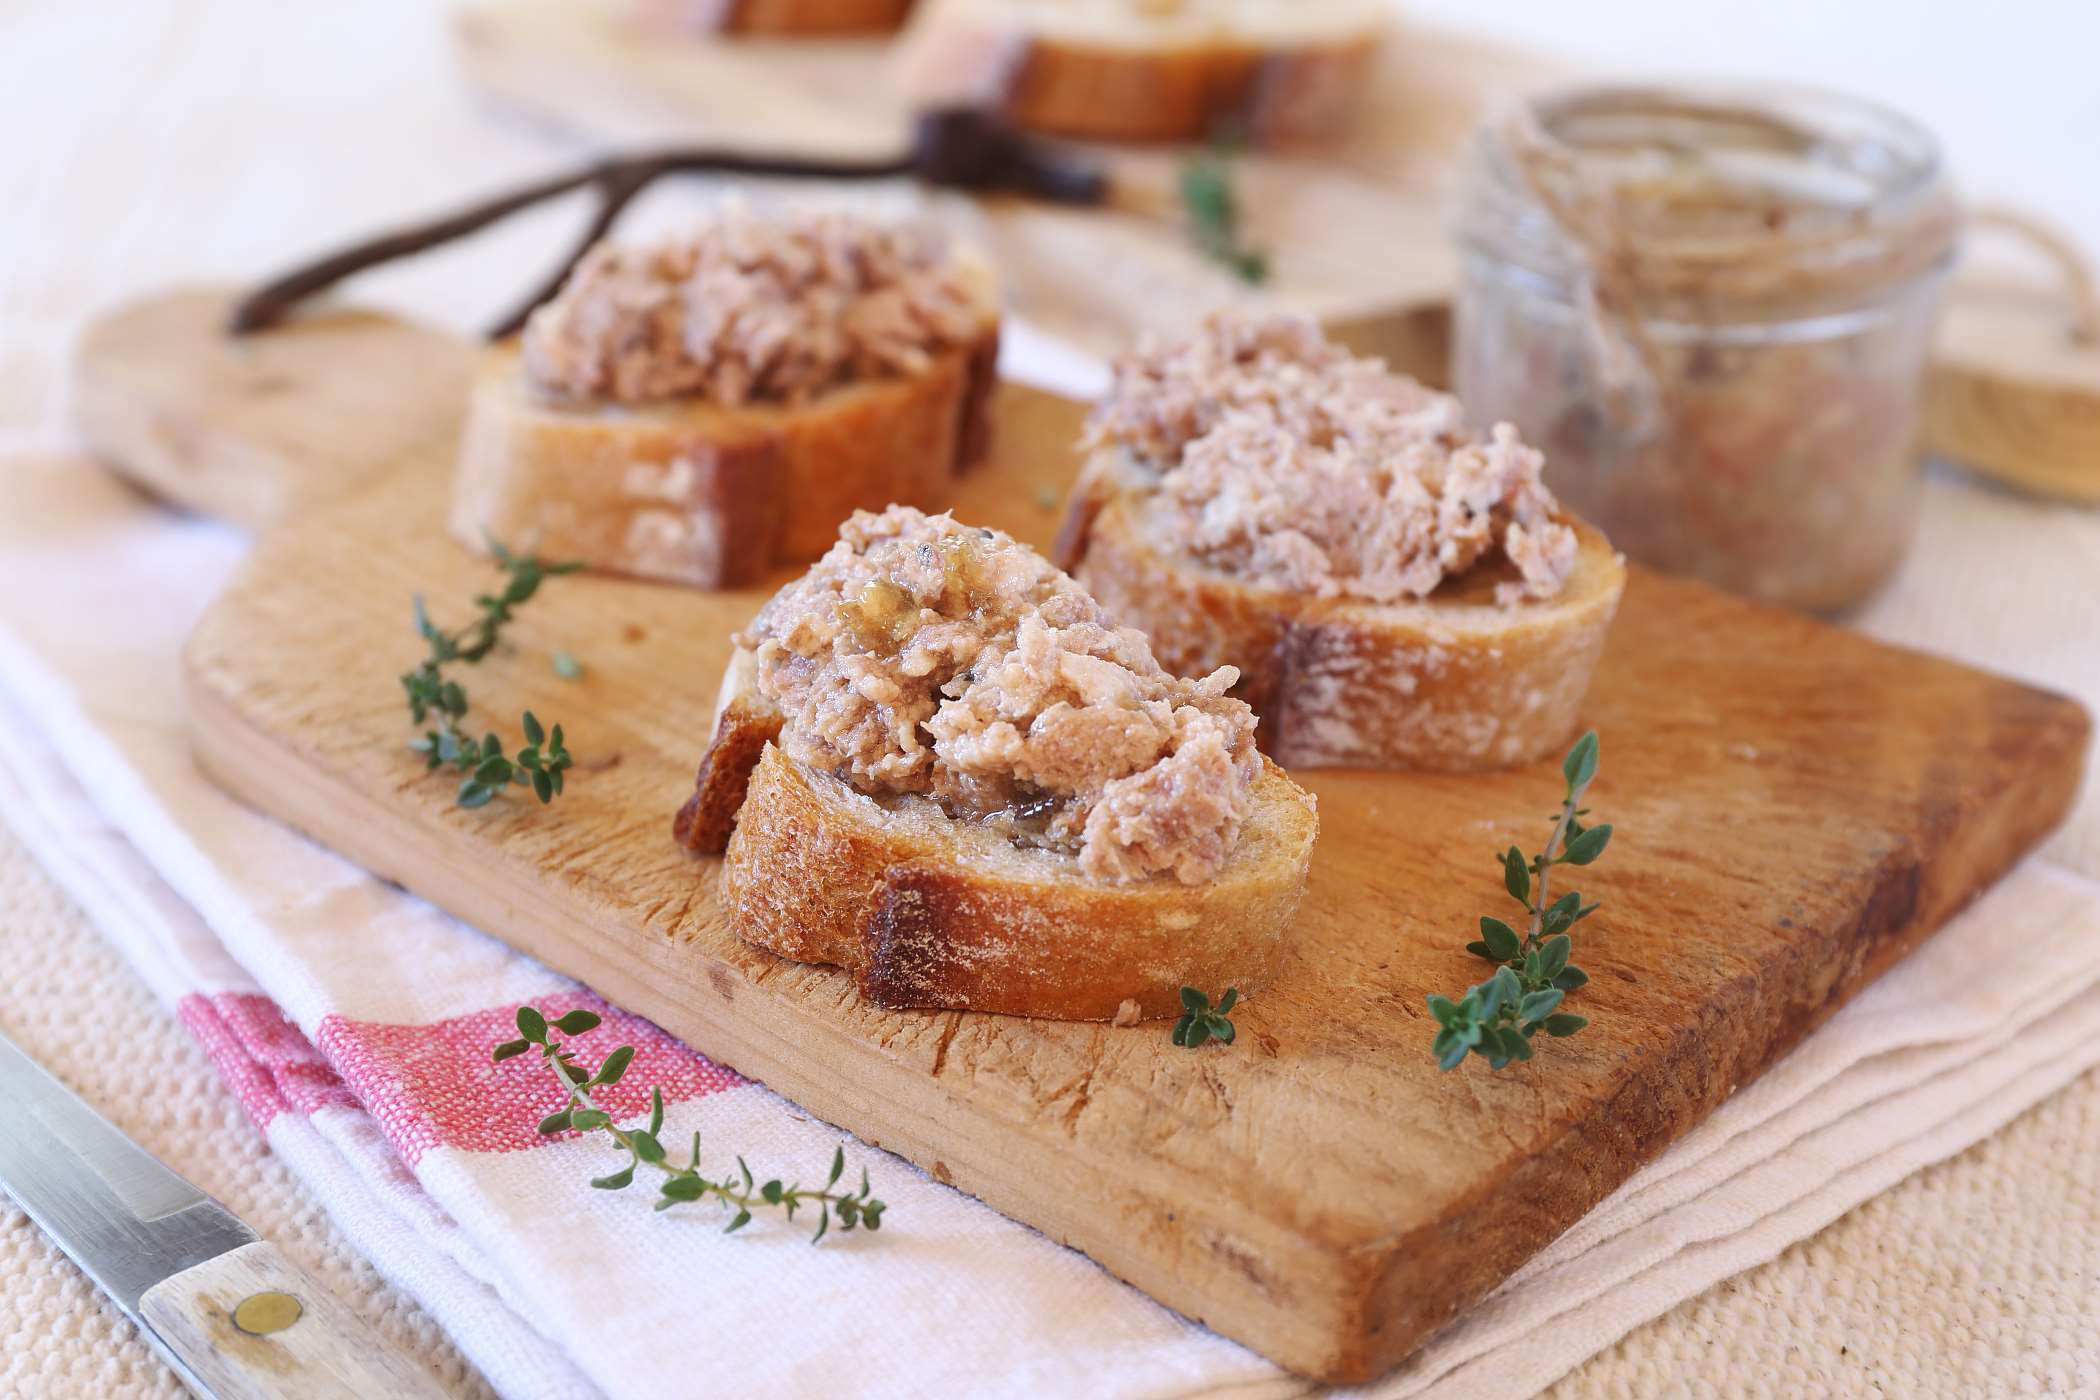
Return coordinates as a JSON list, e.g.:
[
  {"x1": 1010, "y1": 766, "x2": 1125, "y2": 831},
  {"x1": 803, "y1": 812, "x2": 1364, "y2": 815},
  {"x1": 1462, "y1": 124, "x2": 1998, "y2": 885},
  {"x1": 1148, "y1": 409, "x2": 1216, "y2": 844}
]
[{"x1": 0, "y1": 439, "x2": 2094, "y2": 1400}]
